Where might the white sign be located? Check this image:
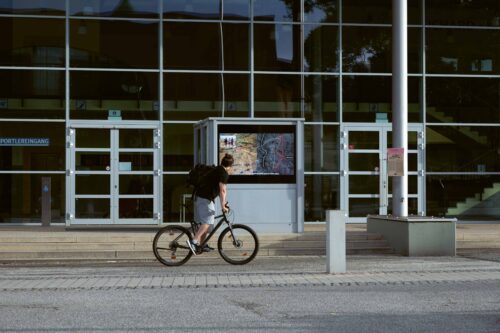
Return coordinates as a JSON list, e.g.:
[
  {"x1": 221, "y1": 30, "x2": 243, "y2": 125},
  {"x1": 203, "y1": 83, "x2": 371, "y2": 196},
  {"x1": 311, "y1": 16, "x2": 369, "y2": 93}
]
[
  {"x1": 0, "y1": 138, "x2": 50, "y2": 146},
  {"x1": 108, "y1": 110, "x2": 122, "y2": 120},
  {"x1": 119, "y1": 162, "x2": 132, "y2": 171},
  {"x1": 387, "y1": 148, "x2": 404, "y2": 176}
]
